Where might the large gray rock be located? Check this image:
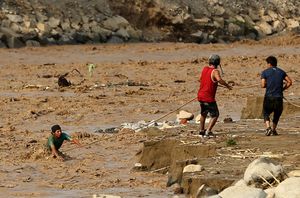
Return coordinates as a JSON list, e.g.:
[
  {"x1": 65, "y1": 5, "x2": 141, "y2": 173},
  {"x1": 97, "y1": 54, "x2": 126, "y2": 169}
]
[
  {"x1": 126, "y1": 26, "x2": 142, "y2": 41},
  {"x1": 6, "y1": 36, "x2": 25, "y2": 48},
  {"x1": 219, "y1": 186, "x2": 267, "y2": 198},
  {"x1": 107, "y1": 35, "x2": 124, "y2": 43},
  {"x1": 273, "y1": 20, "x2": 286, "y2": 33},
  {"x1": 0, "y1": 27, "x2": 21, "y2": 37},
  {"x1": 36, "y1": 12, "x2": 48, "y2": 22},
  {"x1": 274, "y1": 177, "x2": 300, "y2": 198},
  {"x1": 6, "y1": 14, "x2": 23, "y2": 23},
  {"x1": 257, "y1": 21, "x2": 273, "y2": 35},
  {"x1": 0, "y1": 40, "x2": 7, "y2": 48},
  {"x1": 244, "y1": 157, "x2": 284, "y2": 186},
  {"x1": 48, "y1": 17, "x2": 61, "y2": 28},
  {"x1": 213, "y1": 17, "x2": 225, "y2": 28},
  {"x1": 94, "y1": 27, "x2": 112, "y2": 42},
  {"x1": 10, "y1": 23, "x2": 22, "y2": 33},
  {"x1": 0, "y1": 27, "x2": 25, "y2": 48},
  {"x1": 23, "y1": 16, "x2": 37, "y2": 28},
  {"x1": 61, "y1": 20, "x2": 71, "y2": 32},
  {"x1": 1, "y1": 19, "x2": 11, "y2": 28},
  {"x1": 57, "y1": 34, "x2": 75, "y2": 45},
  {"x1": 74, "y1": 32, "x2": 90, "y2": 43},
  {"x1": 267, "y1": 10, "x2": 279, "y2": 21},
  {"x1": 213, "y1": 5, "x2": 225, "y2": 16},
  {"x1": 228, "y1": 23, "x2": 244, "y2": 36},
  {"x1": 285, "y1": 19, "x2": 300, "y2": 29},
  {"x1": 81, "y1": 23, "x2": 91, "y2": 32},
  {"x1": 102, "y1": 15, "x2": 129, "y2": 31},
  {"x1": 115, "y1": 27, "x2": 129, "y2": 40},
  {"x1": 25, "y1": 40, "x2": 40, "y2": 47},
  {"x1": 36, "y1": 22, "x2": 51, "y2": 33},
  {"x1": 242, "y1": 14, "x2": 255, "y2": 26}
]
